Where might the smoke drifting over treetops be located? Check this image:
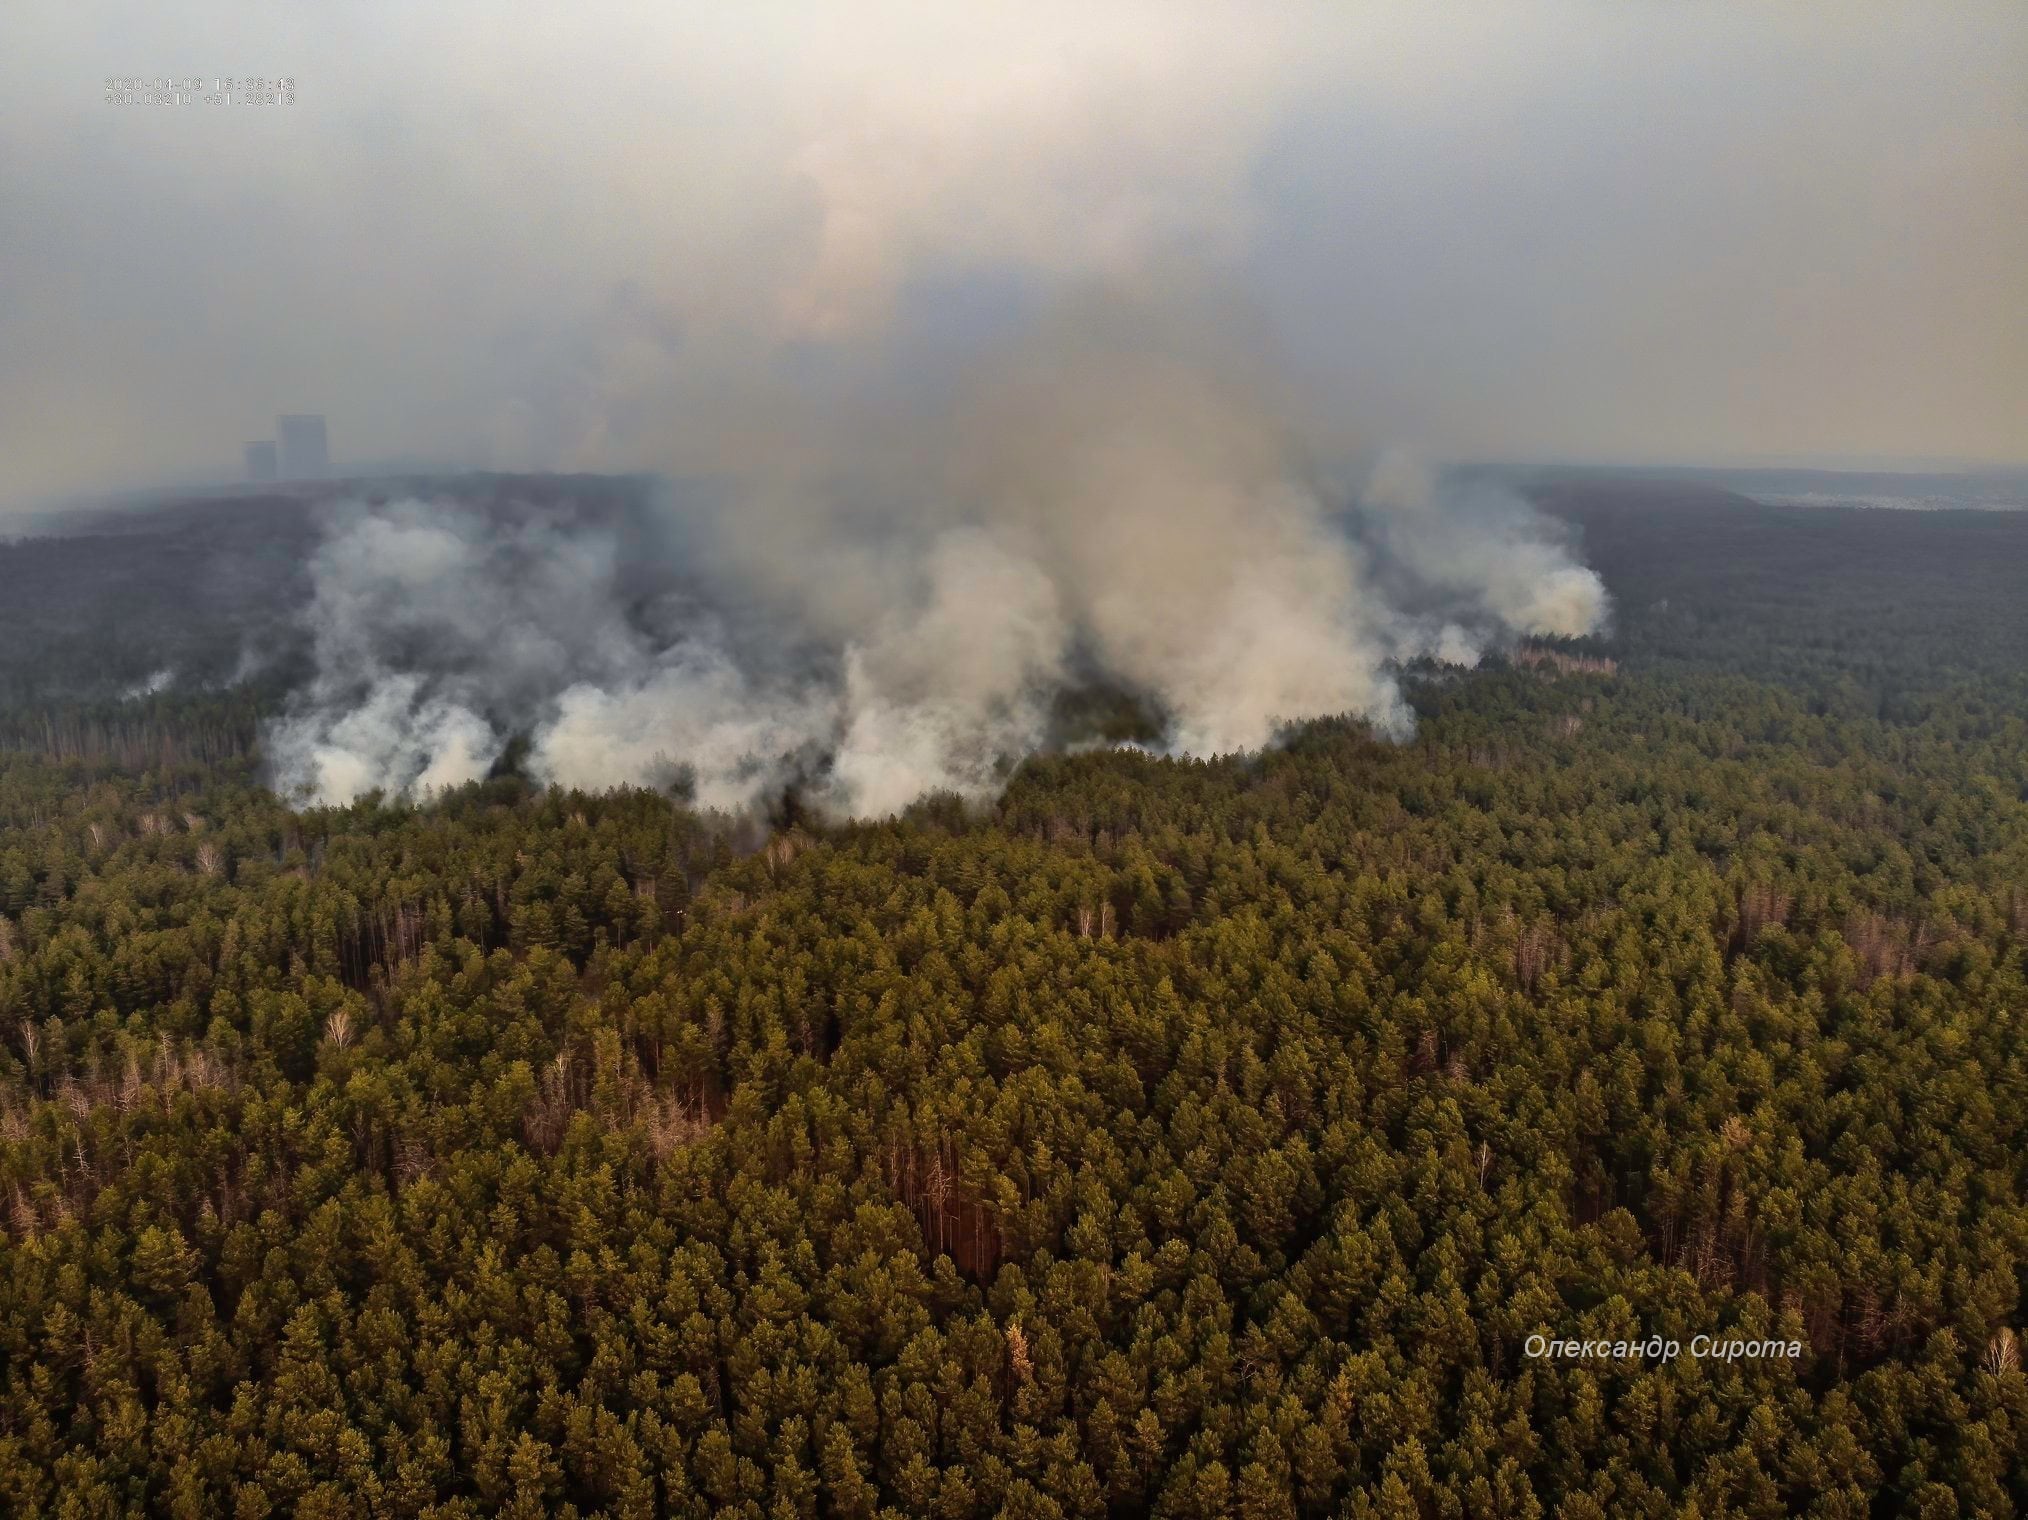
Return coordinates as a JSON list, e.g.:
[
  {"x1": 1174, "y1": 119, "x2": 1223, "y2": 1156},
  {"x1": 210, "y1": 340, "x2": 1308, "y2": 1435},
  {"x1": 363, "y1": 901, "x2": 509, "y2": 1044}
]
[
  {"x1": 242, "y1": 4, "x2": 1612, "y2": 816},
  {"x1": 266, "y1": 328, "x2": 1608, "y2": 818},
  {"x1": 8, "y1": 3, "x2": 2019, "y2": 810}
]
